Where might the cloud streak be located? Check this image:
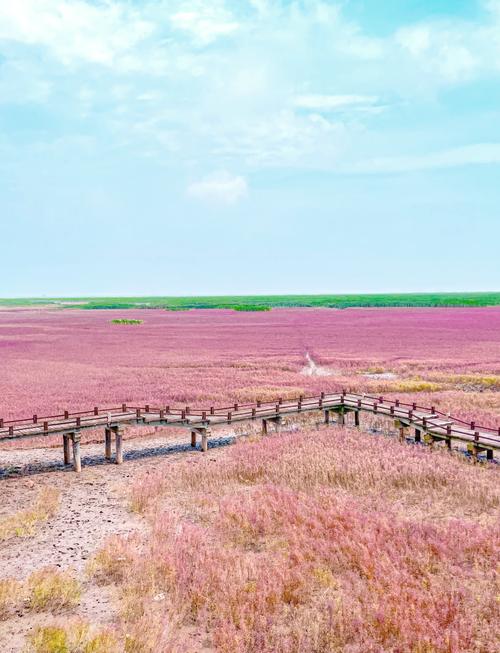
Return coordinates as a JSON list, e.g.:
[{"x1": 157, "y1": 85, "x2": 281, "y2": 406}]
[{"x1": 187, "y1": 172, "x2": 248, "y2": 204}]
